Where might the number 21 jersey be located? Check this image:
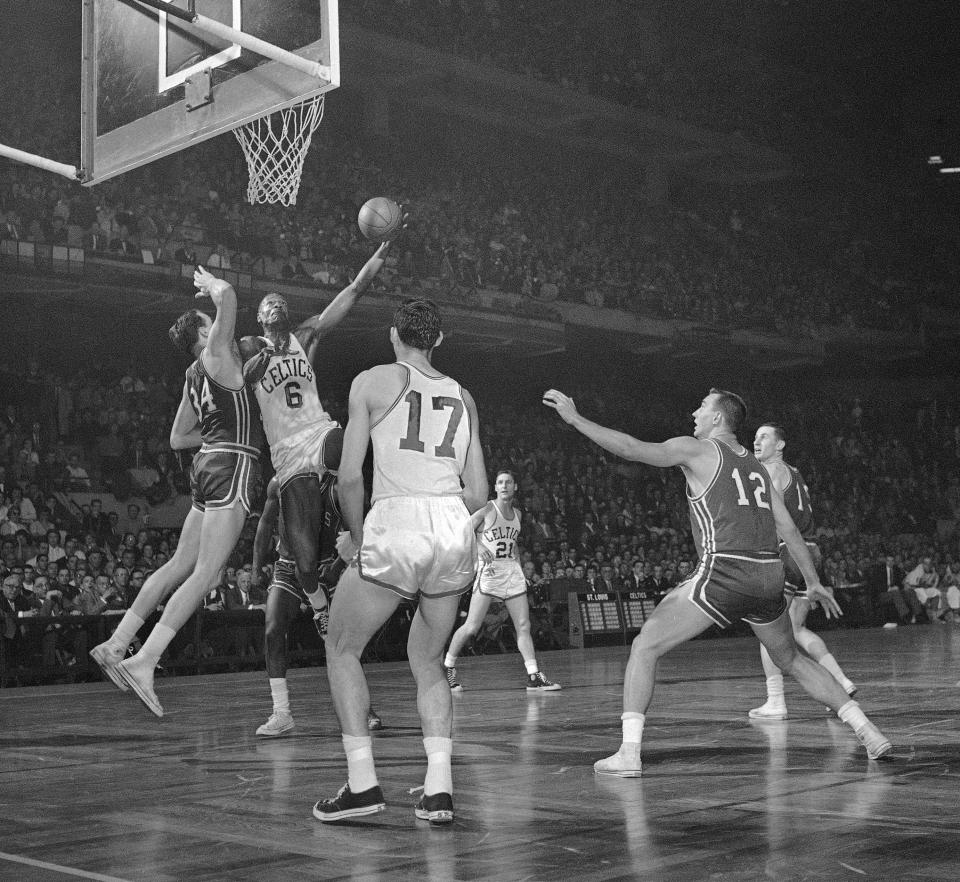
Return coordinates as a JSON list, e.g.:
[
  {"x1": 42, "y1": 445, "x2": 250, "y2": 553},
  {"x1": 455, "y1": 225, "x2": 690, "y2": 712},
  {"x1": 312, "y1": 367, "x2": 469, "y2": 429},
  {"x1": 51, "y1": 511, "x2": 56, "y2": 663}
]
[{"x1": 370, "y1": 362, "x2": 470, "y2": 501}]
